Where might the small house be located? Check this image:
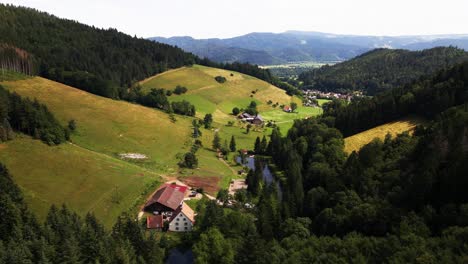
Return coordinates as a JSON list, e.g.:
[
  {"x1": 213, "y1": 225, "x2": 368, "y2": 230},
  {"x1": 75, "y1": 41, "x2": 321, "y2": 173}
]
[
  {"x1": 146, "y1": 215, "x2": 164, "y2": 230},
  {"x1": 283, "y1": 106, "x2": 292, "y2": 112},
  {"x1": 252, "y1": 115, "x2": 264, "y2": 125}
]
